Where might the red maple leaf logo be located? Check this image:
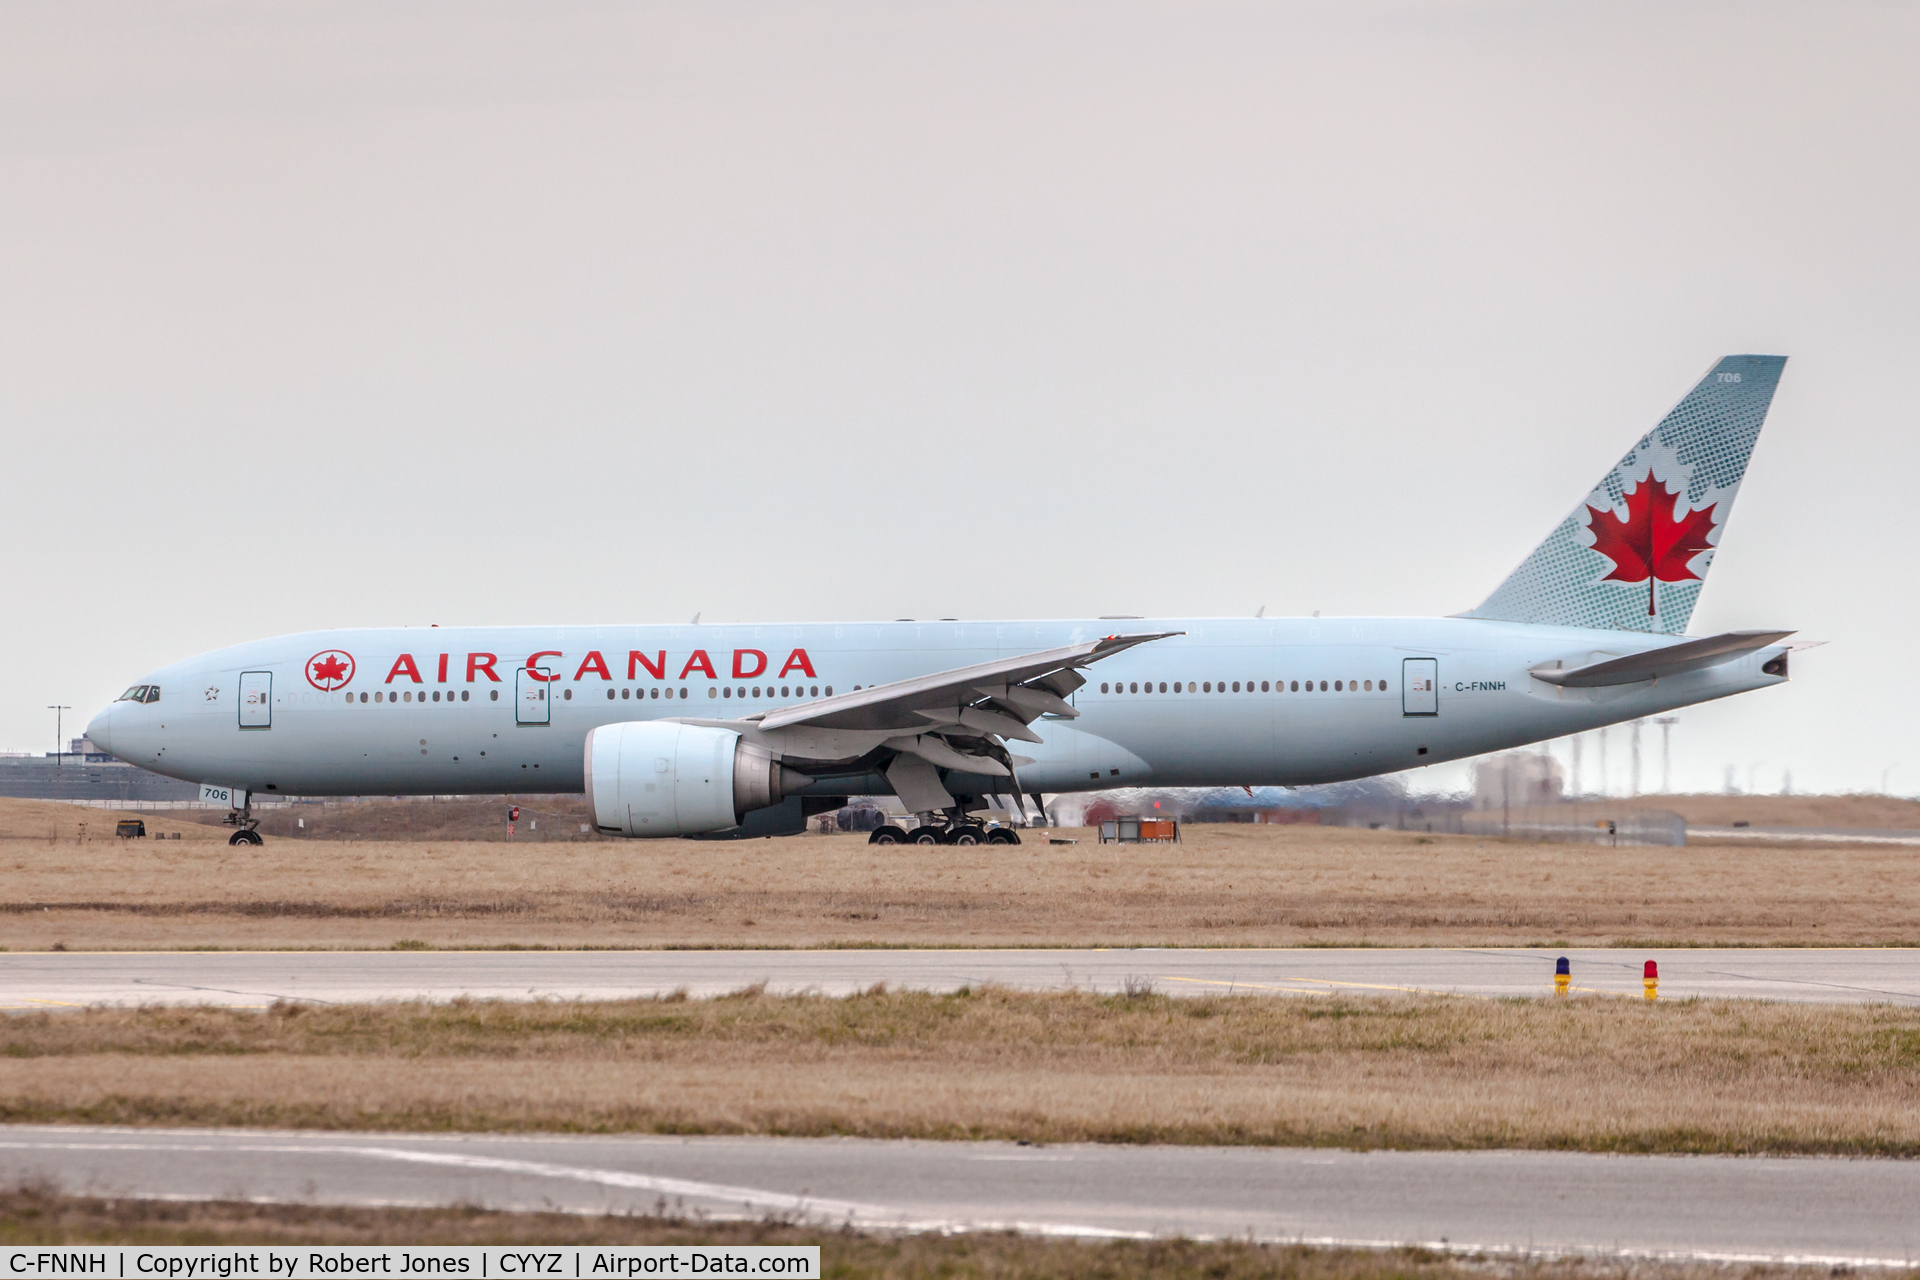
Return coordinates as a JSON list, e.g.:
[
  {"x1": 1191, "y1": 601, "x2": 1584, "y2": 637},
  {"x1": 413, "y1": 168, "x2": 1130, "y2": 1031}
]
[
  {"x1": 1585, "y1": 470, "x2": 1718, "y2": 617},
  {"x1": 306, "y1": 650, "x2": 355, "y2": 690}
]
